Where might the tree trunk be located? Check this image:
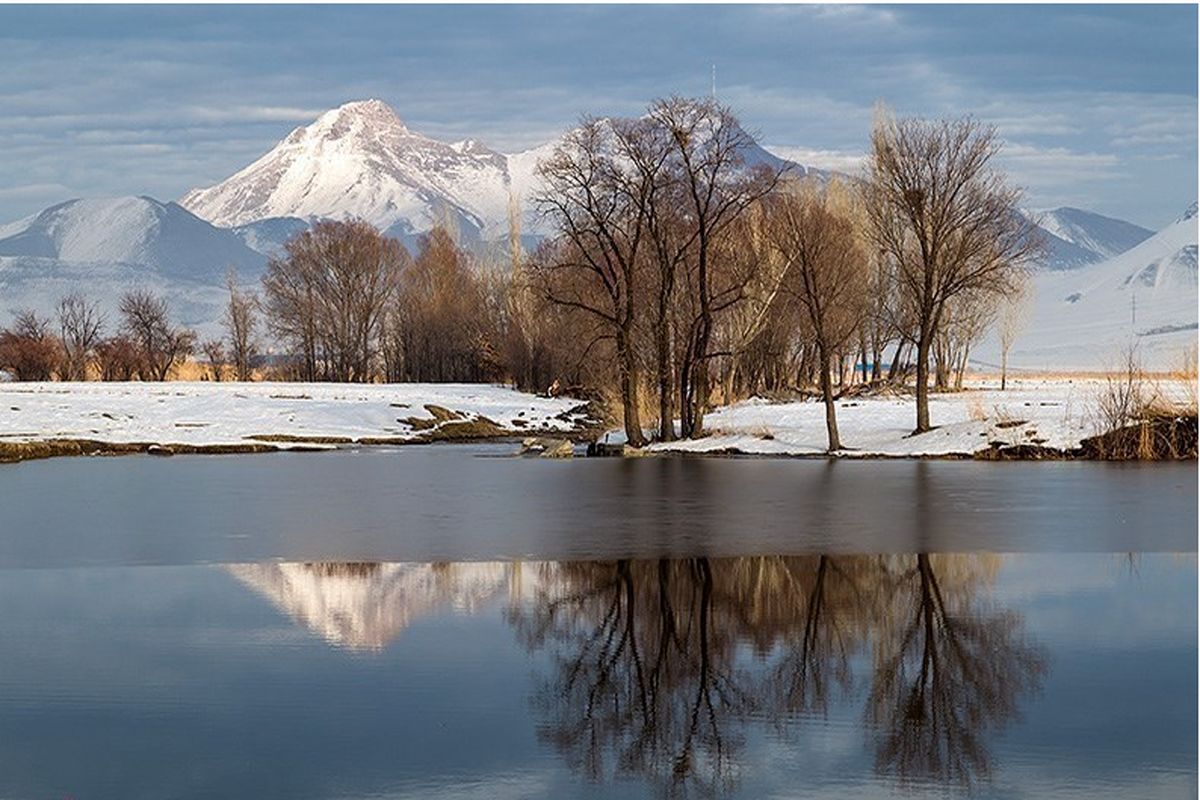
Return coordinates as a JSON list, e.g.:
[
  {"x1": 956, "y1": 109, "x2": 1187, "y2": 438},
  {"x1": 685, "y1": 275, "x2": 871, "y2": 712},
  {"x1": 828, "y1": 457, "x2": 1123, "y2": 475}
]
[
  {"x1": 915, "y1": 332, "x2": 933, "y2": 433},
  {"x1": 859, "y1": 332, "x2": 869, "y2": 385},
  {"x1": 656, "y1": 318, "x2": 675, "y2": 442},
  {"x1": 617, "y1": 329, "x2": 646, "y2": 448},
  {"x1": 818, "y1": 342, "x2": 841, "y2": 451},
  {"x1": 933, "y1": 336, "x2": 950, "y2": 391},
  {"x1": 1001, "y1": 347, "x2": 1008, "y2": 391},
  {"x1": 887, "y1": 340, "x2": 906, "y2": 383},
  {"x1": 689, "y1": 358, "x2": 709, "y2": 438}
]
